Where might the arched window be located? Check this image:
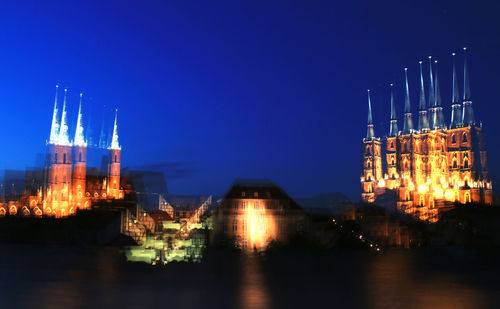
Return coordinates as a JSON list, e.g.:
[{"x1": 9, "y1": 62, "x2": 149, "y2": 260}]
[
  {"x1": 114, "y1": 155, "x2": 117, "y2": 163},
  {"x1": 390, "y1": 141, "x2": 394, "y2": 148},
  {"x1": 366, "y1": 146, "x2": 371, "y2": 155},
  {"x1": 79, "y1": 152, "x2": 82, "y2": 162},
  {"x1": 63, "y1": 153, "x2": 66, "y2": 164},
  {"x1": 391, "y1": 159, "x2": 395, "y2": 166},
  {"x1": 465, "y1": 192, "x2": 471, "y2": 203},
  {"x1": 405, "y1": 191, "x2": 410, "y2": 201},
  {"x1": 453, "y1": 160, "x2": 457, "y2": 169},
  {"x1": 464, "y1": 160, "x2": 469, "y2": 168},
  {"x1": 55, "y1": 153, "x2": 58, "y2": 163},
  {"x1": 463, "y1": 133, "x2": 467, "y2": 143},
  {"x1": 451, "y1": 134, "x2": 456, "y2": 144},
  {"x1": 367, "y1": 162, "x2": 371, "y2": 168}
]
